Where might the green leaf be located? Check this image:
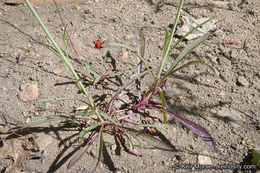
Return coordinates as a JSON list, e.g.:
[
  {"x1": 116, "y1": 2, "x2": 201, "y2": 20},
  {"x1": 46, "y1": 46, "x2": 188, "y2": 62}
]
[
  {"x1": 30, "y1": 97, "x2": 90, "y2": 106},
  {"x1": 75, "y1": 110, "x2": 96, "y2": 116},
  {"x1": 126, "y1": 135, "x2": 134, "y2": 151},
  {"x1": 133, "y1": 124, "x2": 166, "y2": 131},
  {"x1": 128, "y1": 133, "x2": 142, "y2": 147},
  {"x1": 168, "y1": 18, "x2": 213, "y2": 56},
  {"x1": 93, "y1": 75, "x2": 101, "y2": 85},
  {"x1": 79, "y1": 121, "x2": 109, "y2": 138},
  {"x1": 110, "y1": 43, "x2": 136, "y2": 52},
  {"x1": 82, "y1": 60, "x2": 99, "y2": 77},
  {"x1": 168, "y1": 60, "x2": 216, "y2": 76},
  {"x1": 99, "y1": 111, "x2": 121, "y2": 125},
  {"x1": 24, "y1": 0, "x2": 95, "y2": 108},
  {"x1": 102, "y1": 50, "x2": 108, "y2": 64},
  {"x1": 159, "y1": 90, "x2": 167, "y2": 123},
  {"x1": 162, "y1": 27, "x2": 170, "y2": 57},
  {"x1": 117, "y1": 126, "x2": 174, "y2": 151},
  {"x1": 41, "y1": 42, "x2": 61, "y2": 59},
  {"x1": 161, "y1": 29, "x2": 216, "y2": 83},
  {"x1": 155, "y1": 0, "x2": 185, "y2": 83},
  {"x1": 59, "y1": 120, "x2": 77, "y2": 127},
  {"x1": 252, "y1": 147, "x2": 260, "y2": 168},
  {"x1": 23, "y1": 115, "x2": 71, "y2": 128},
  {"x1": 89, "y1": 130, "x2": 103, "y2": 173}
]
